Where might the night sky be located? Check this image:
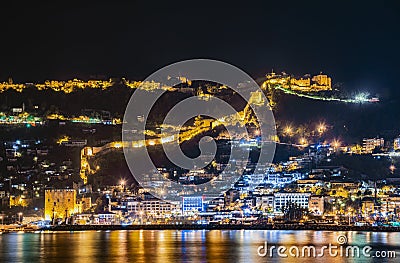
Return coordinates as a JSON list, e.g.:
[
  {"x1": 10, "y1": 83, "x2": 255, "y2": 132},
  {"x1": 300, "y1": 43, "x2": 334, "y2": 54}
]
[{"x1": 1, "y1": 1, "x2": 399, "y2": 96}]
